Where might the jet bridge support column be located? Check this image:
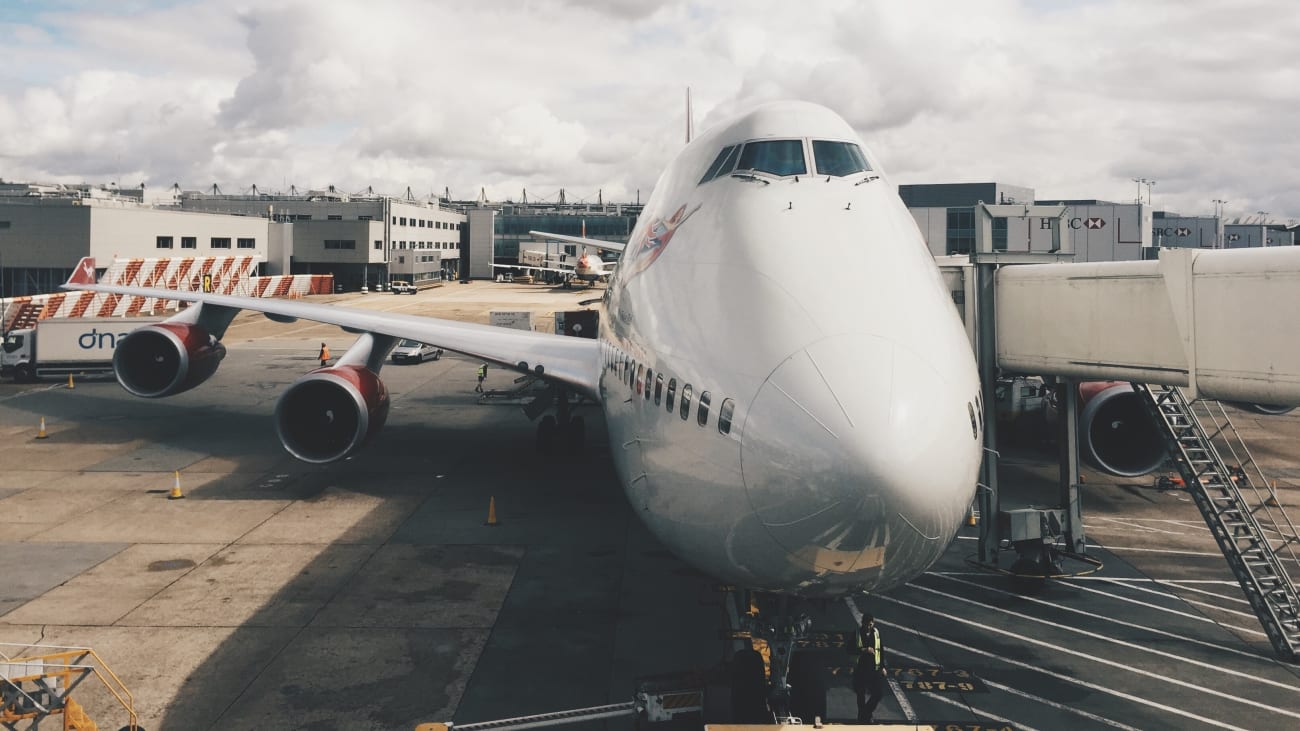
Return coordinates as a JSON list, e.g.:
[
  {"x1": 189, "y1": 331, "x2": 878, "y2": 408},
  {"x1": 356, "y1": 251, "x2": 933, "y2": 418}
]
[
  {"x1": 970, "y1": 202, "x2": 1074, "y2": 569},
  {"x1": 1057, "y1": 380, "x2": 1086, "y2": 555}
]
